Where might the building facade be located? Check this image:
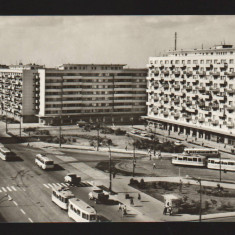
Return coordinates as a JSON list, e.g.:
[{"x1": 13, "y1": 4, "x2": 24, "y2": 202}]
[
  {"x1": 145, "y1": 44, "x2": 235, "y2": 146},
  {"x1": 0, "y1": 68, "x2": 40, "y2": 122}
]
